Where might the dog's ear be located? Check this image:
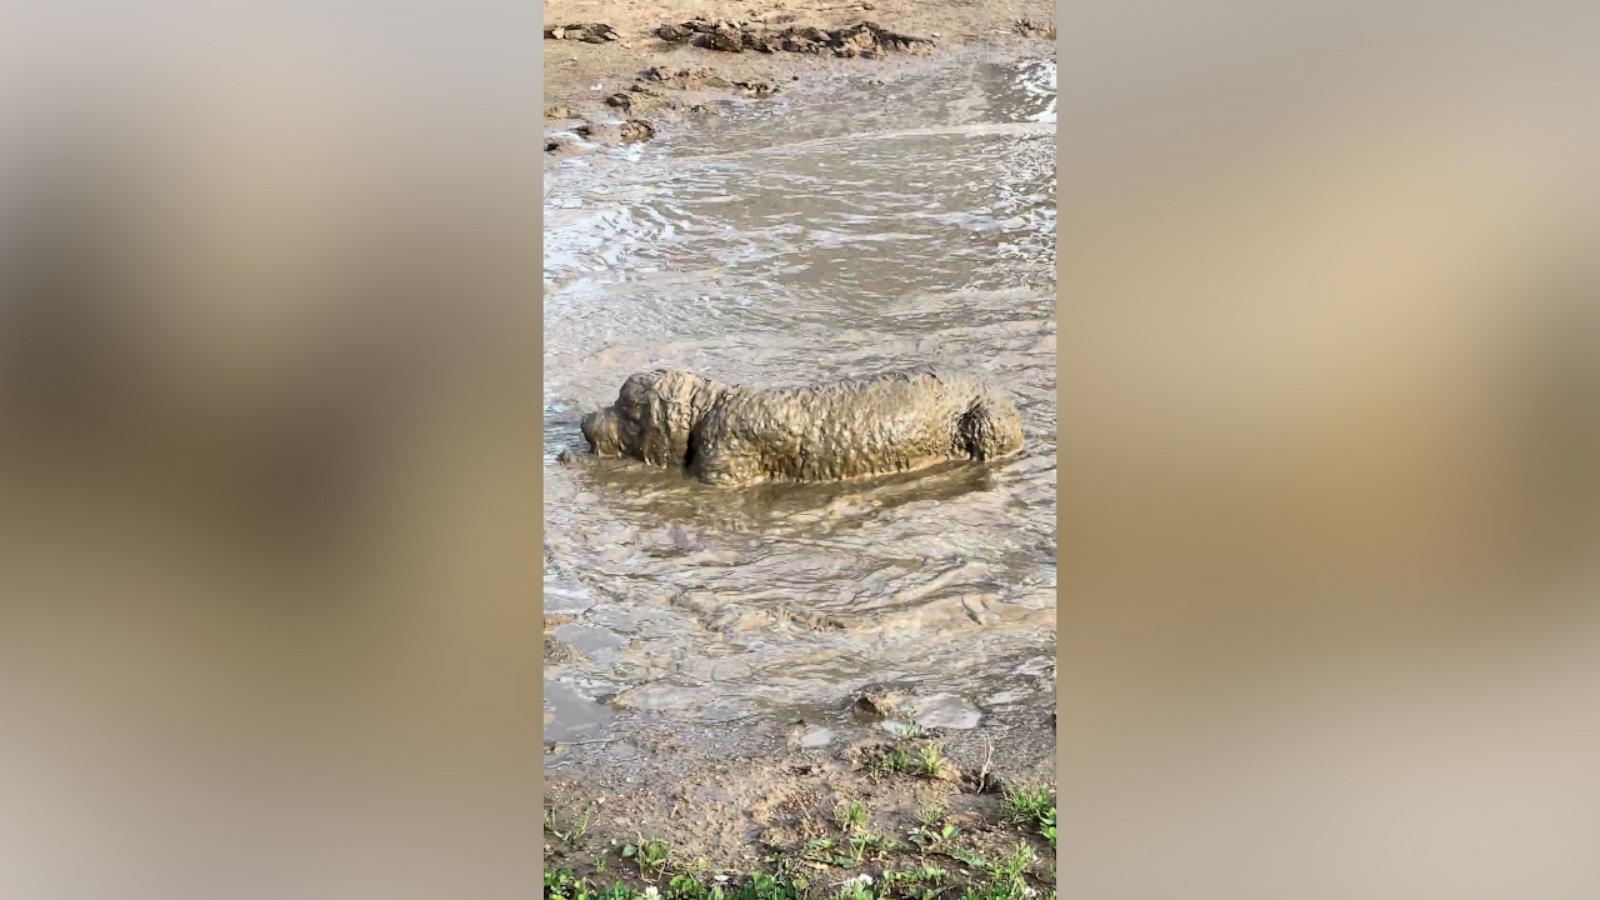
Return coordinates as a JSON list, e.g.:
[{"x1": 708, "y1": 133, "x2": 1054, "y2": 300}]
[{"x1": 635, "y1": 371, "x2": 725, "y2": 467}]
